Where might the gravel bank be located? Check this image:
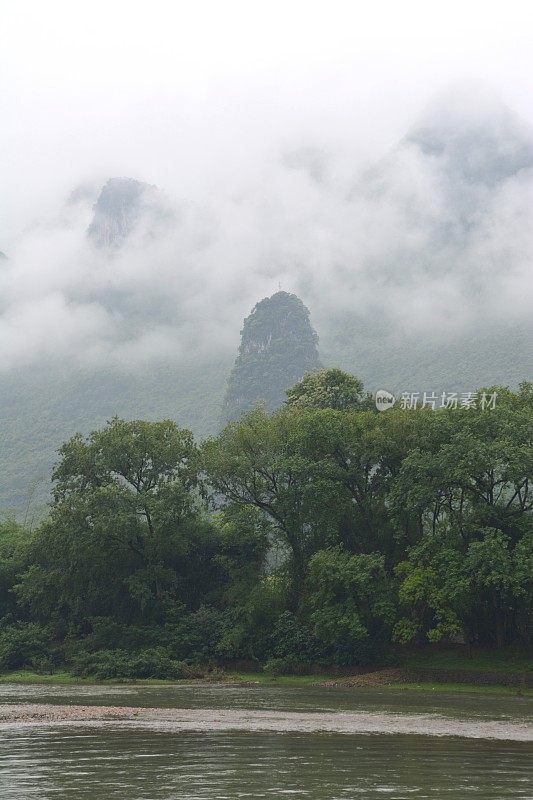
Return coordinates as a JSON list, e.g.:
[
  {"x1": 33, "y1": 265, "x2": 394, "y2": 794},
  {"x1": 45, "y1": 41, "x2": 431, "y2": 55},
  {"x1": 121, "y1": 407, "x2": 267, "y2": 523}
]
[{"x1": 0, "y1": 703, "x2": 532, "y2": 741}]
